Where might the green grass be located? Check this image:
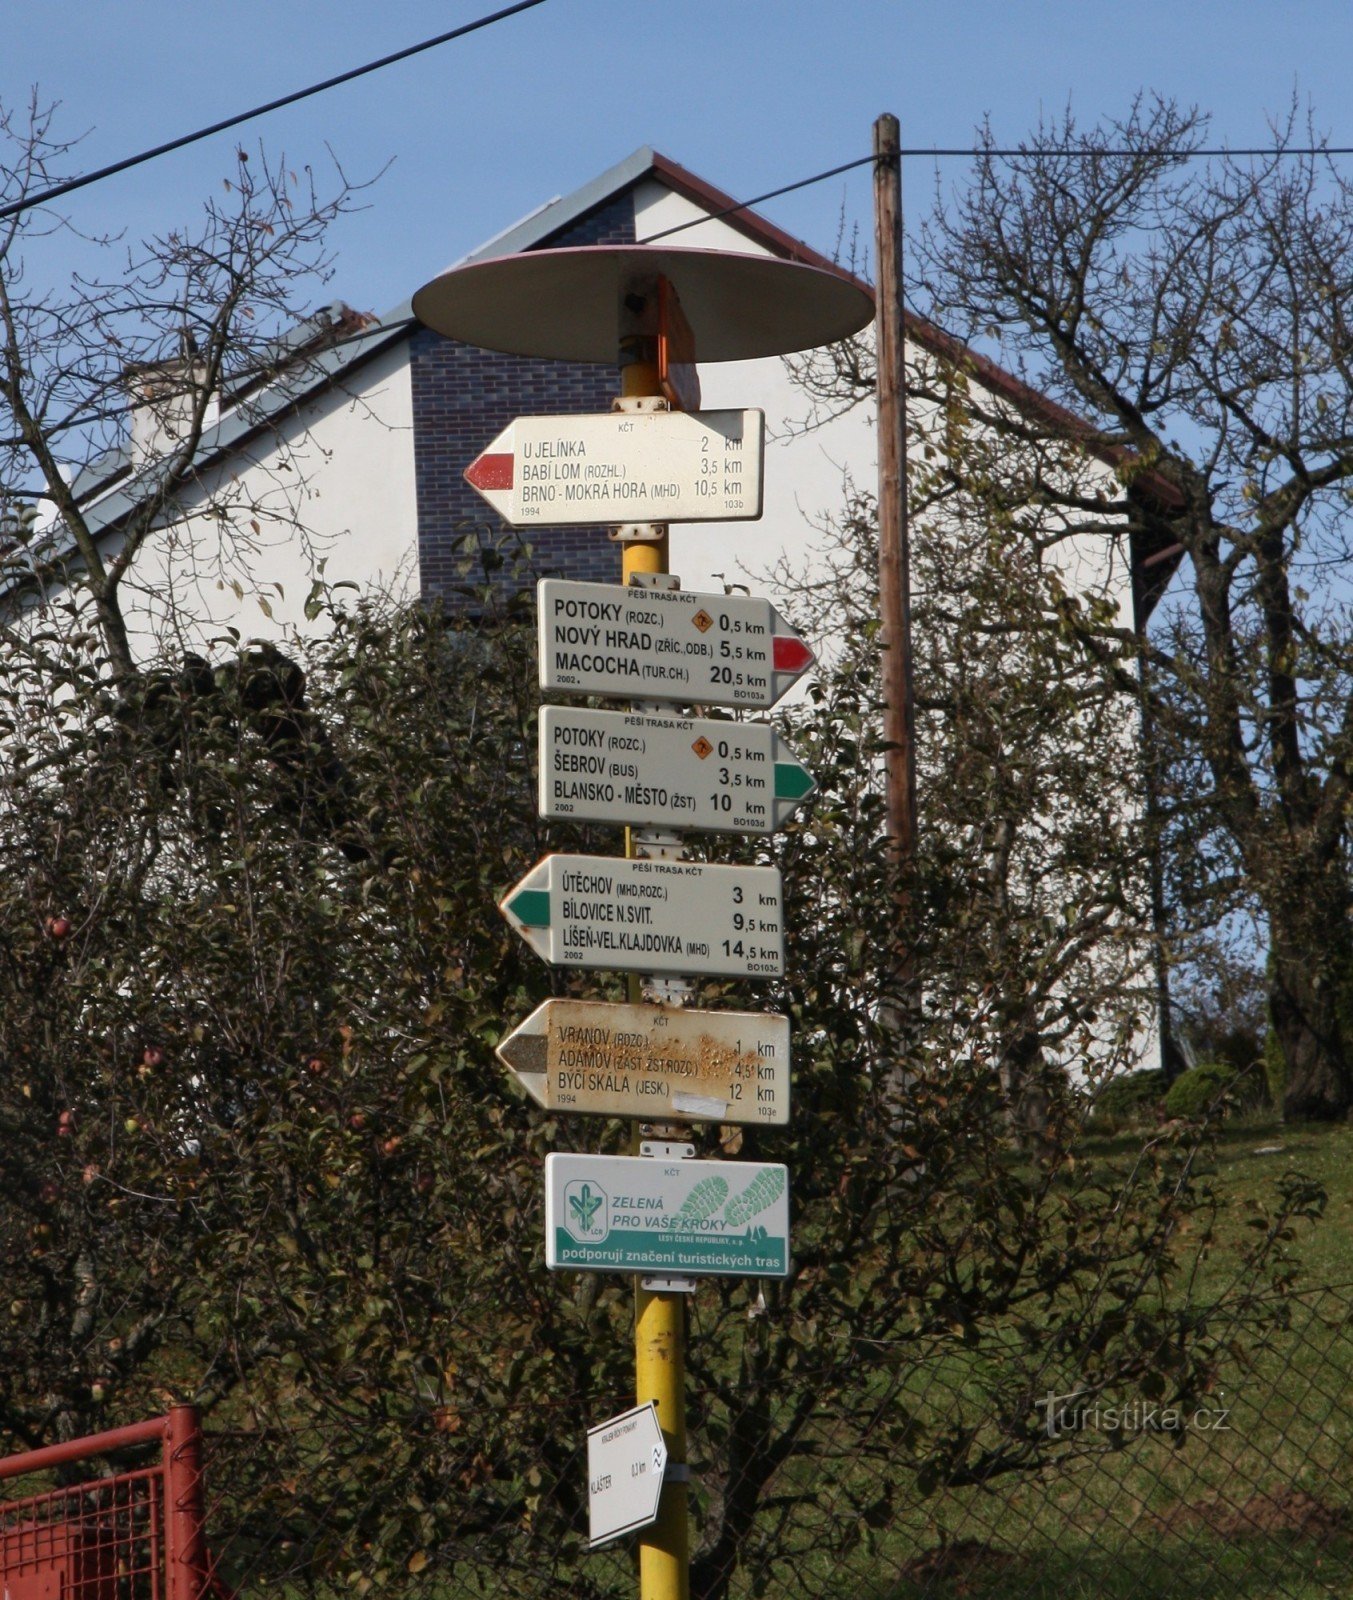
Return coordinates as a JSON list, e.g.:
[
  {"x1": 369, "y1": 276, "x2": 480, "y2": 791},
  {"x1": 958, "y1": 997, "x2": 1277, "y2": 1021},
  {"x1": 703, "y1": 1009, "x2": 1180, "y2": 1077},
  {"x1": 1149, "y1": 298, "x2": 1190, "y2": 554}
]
[
  {"x1": 722, "y1": 1115, "x2": 1353, "y2": 1600},
  {"x1": 18, "y1": 1112, "x2": 1339, "y2": 1600},
  {"x1": 876, "y1": 1529, "x2": 1353, "y2": 1599},
  {"x1": 283, "y1": 1115, "x2": 1353, "y2": 1599}
]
